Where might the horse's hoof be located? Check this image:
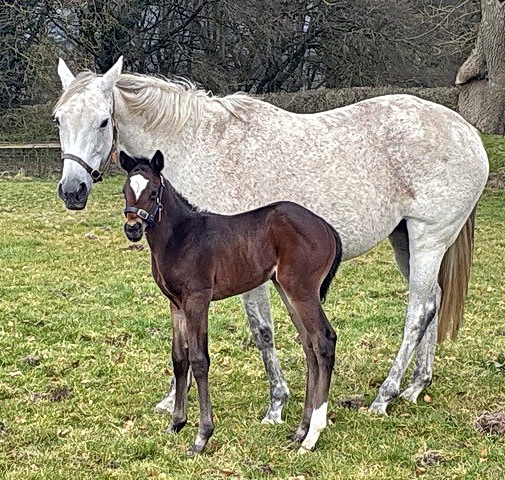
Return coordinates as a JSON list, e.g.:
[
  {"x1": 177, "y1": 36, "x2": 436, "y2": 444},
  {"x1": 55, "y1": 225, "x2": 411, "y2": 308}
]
[
  {"x1": 187, "y1": 444, "x2": 205, "y2": 456},
  {"x1": 368, "y1": 401, "x2": 389, "y2": 415},
  {"x1": 261, "y1": 410, "x2": 283, "y2": 425},
  {"x1": 155, "y1": 397, "x2": 175, "y2": 415},
  {"x1": 399, "y1": 387, "x2": 420, "y2": 404}
]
